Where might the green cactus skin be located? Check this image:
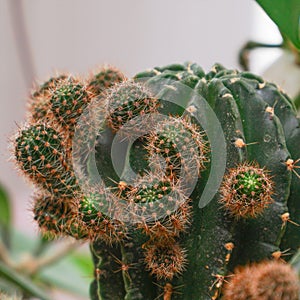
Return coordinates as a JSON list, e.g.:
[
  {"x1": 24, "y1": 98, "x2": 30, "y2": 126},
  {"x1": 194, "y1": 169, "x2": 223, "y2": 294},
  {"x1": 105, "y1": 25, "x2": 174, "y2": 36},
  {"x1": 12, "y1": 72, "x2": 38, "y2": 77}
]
[
  {"x1": 175, "y1": 76, "x2": 249, "y2": 299},
  {"x1": 206, "y1": 69, "x2": 300, "y2": 256},
  {"x1": 214, "y1": 73, "x2": 290, "y2": 265},
  {"x1": 90, "y1": 241, "x2": 126, "y2": 300},
  {"x1": 14, "y1": 63, "x2": 300, "y2": 300},
  {"x1": 90, "y1": 239, "x2": 157, "y2": 300},
  {"x1": 242, "y1": 75, "x2": 300, "y2": 255}
]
